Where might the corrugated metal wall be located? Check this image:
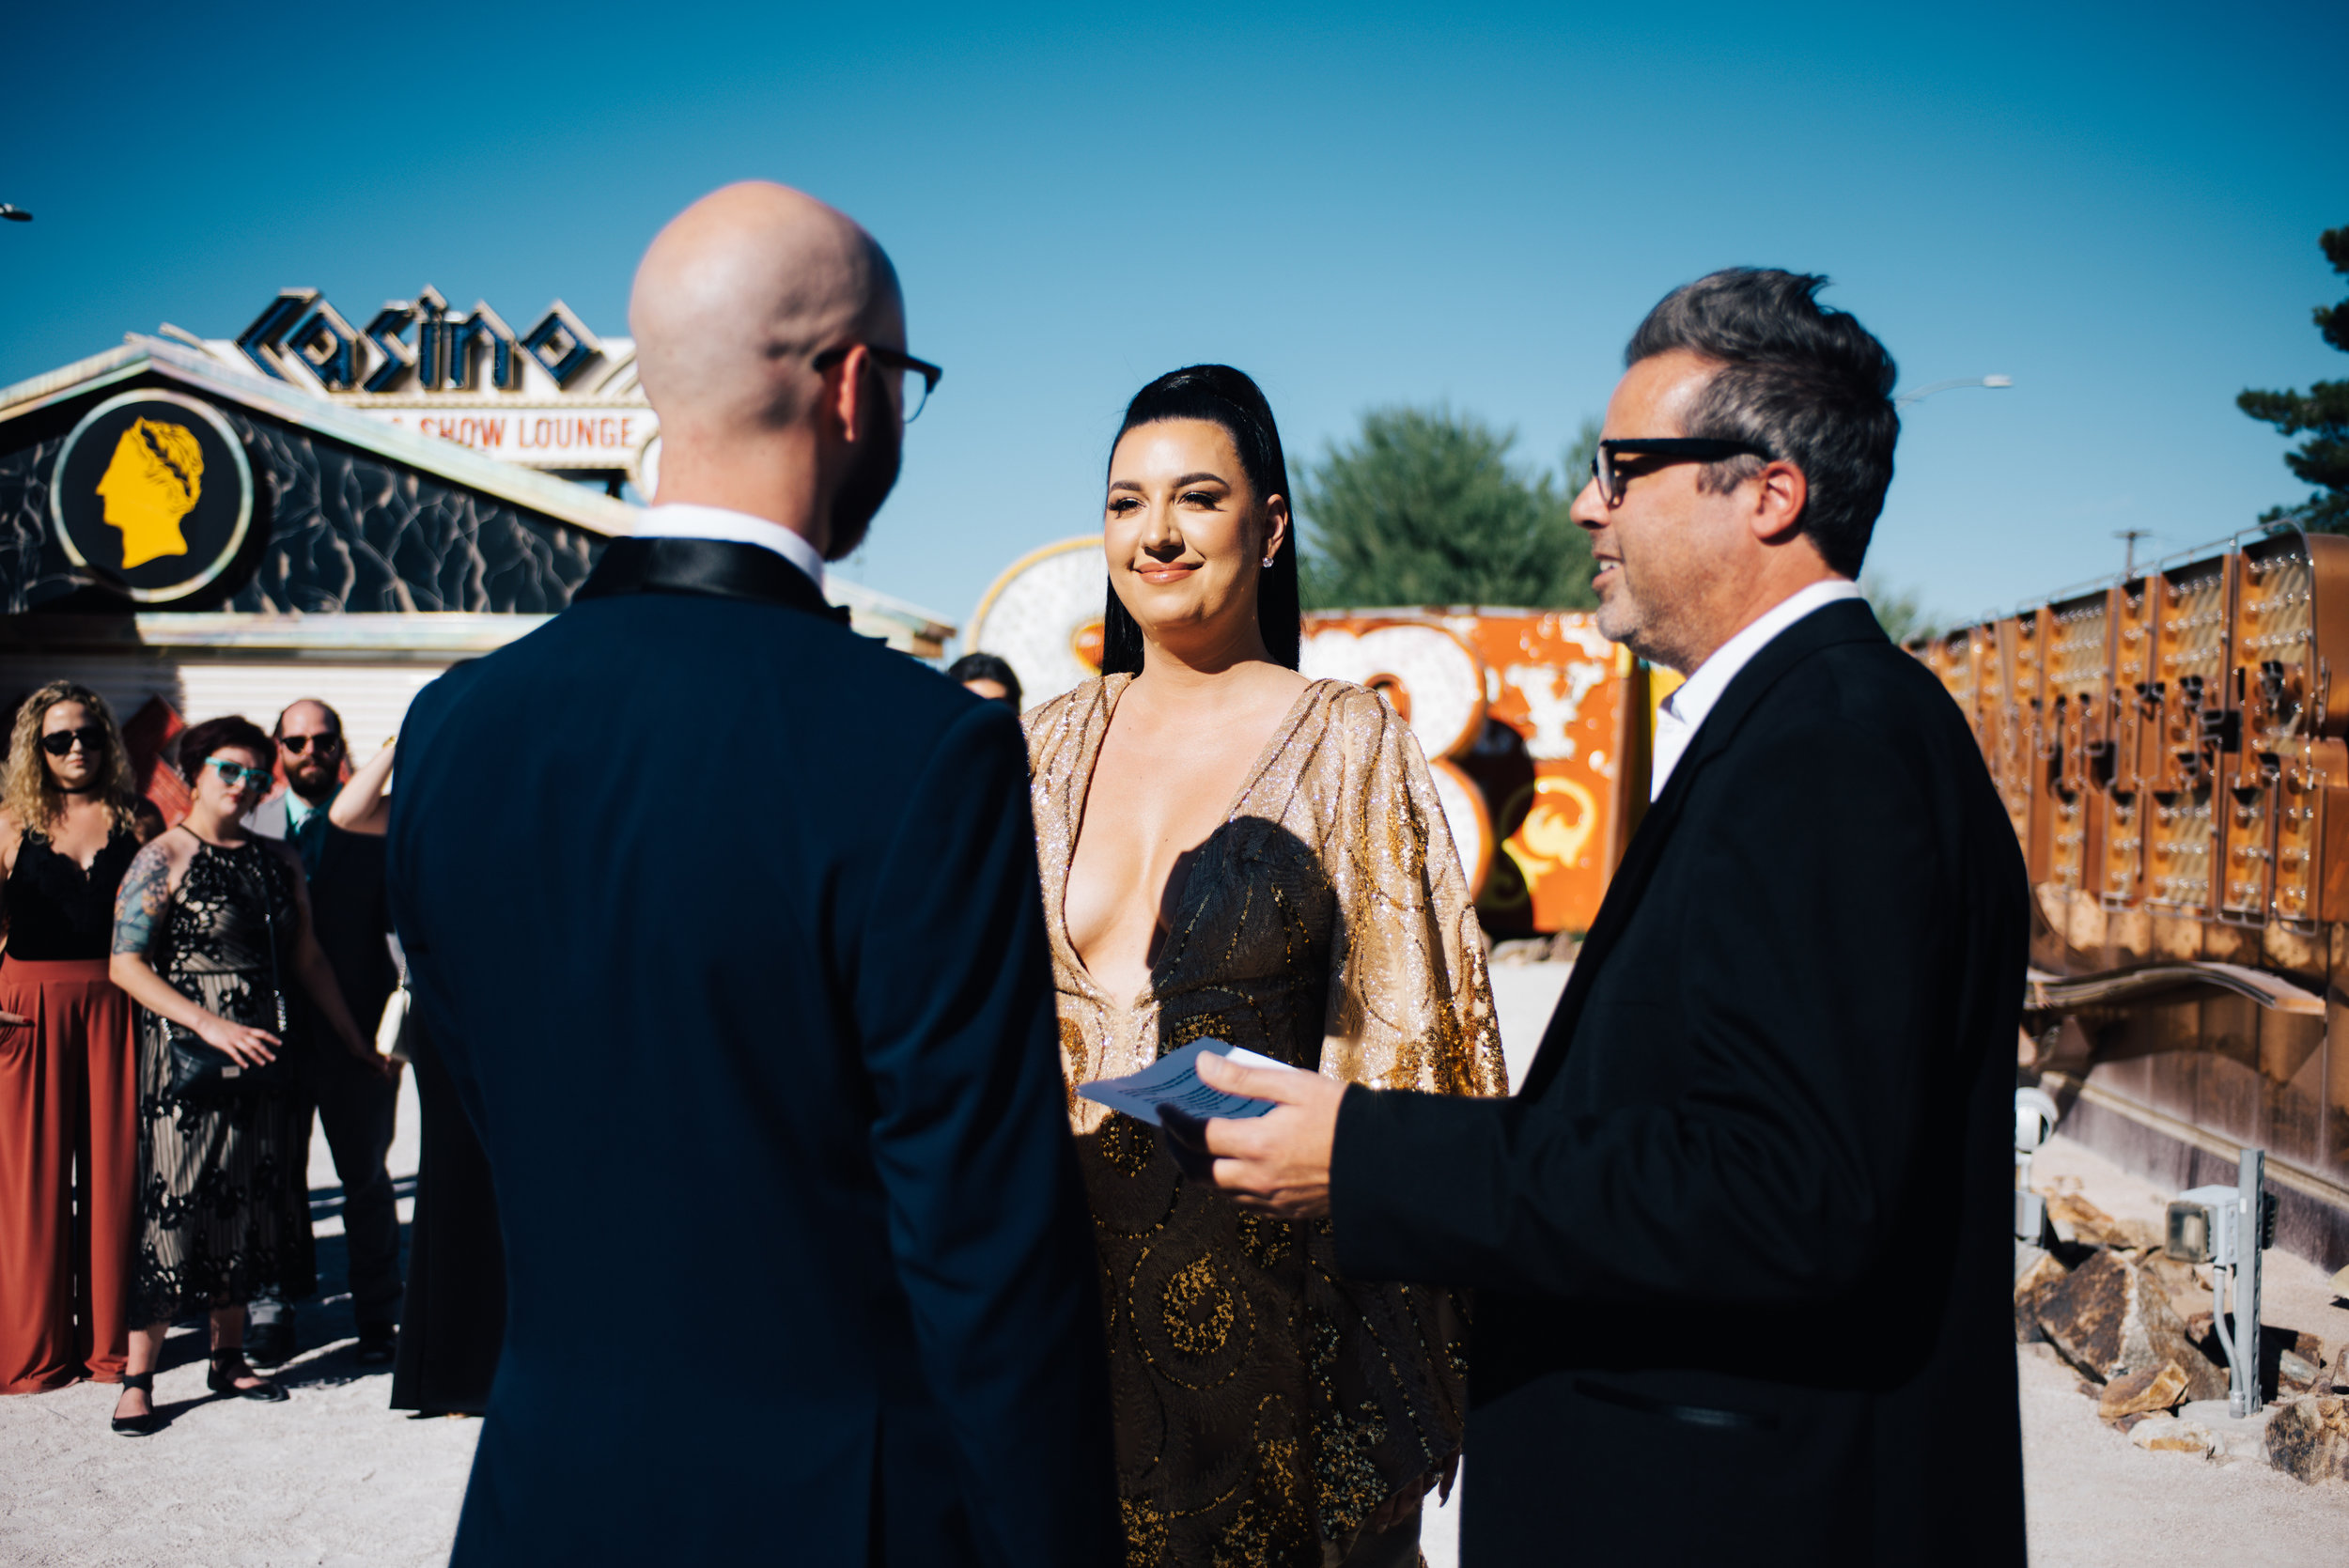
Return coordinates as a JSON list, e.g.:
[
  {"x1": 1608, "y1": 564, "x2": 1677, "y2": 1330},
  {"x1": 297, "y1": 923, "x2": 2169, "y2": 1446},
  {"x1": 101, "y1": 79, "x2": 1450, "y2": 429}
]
[{"x1": 0, "y1": 654, "x2": 455, "y2": 746}]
